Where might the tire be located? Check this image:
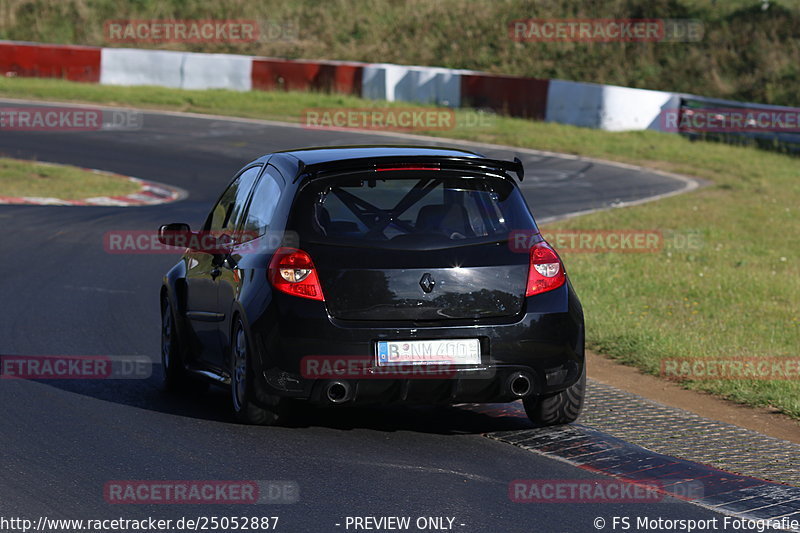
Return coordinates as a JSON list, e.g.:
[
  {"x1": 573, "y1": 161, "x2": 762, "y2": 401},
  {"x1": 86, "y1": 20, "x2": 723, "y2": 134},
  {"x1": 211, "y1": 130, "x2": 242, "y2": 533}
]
[
  {"x1": 160, "y1": 297, "x2": 190, "y2": 391},
  {"x1": 522, "y1": 365, "x2": 586, "y2": 426},
  {"x1": 230, "y1": 317, "x2": 286, "y2": 425}
]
